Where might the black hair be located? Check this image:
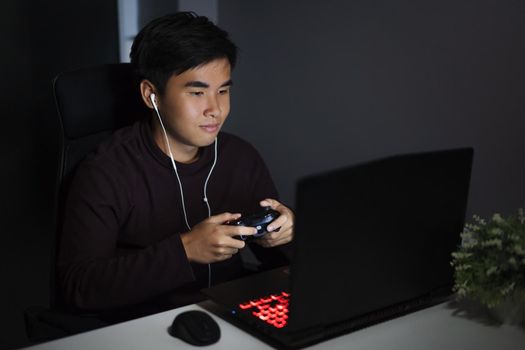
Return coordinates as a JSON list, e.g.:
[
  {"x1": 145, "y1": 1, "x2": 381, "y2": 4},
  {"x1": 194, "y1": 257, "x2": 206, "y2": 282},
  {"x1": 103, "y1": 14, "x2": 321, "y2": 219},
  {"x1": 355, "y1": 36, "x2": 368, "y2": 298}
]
[{"x1": 130, "y1": 12, "x2": 237, "y2": 95}]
